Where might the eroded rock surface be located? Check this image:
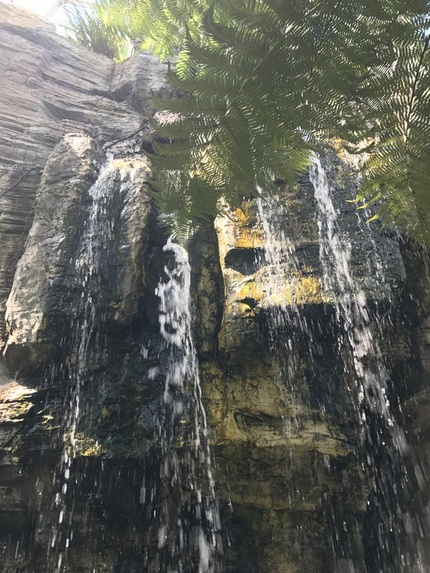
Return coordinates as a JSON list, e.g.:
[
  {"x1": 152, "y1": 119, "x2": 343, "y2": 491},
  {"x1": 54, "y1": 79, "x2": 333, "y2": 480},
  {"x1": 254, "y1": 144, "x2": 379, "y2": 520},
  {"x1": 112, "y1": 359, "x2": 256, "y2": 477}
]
[
  {"x1": 4, "y1": 134, "x2": 152, "y2": 373},
  {"x1": 0, "y1": 2, "x2": 165, "y2": 342},
  {"x1": 0, "y1": 4, "x2": 429, "y2": 573}
]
